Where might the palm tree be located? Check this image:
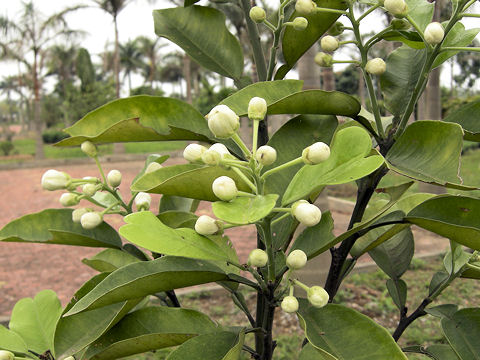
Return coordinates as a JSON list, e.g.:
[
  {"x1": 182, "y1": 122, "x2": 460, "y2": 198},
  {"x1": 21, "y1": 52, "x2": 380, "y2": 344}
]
[
  {"x1": 136, "y1": 36, "x2": 166, "y2": 87},
  {"x1": 119, "y1": 39, "x2": 143, "y2": 93}
]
